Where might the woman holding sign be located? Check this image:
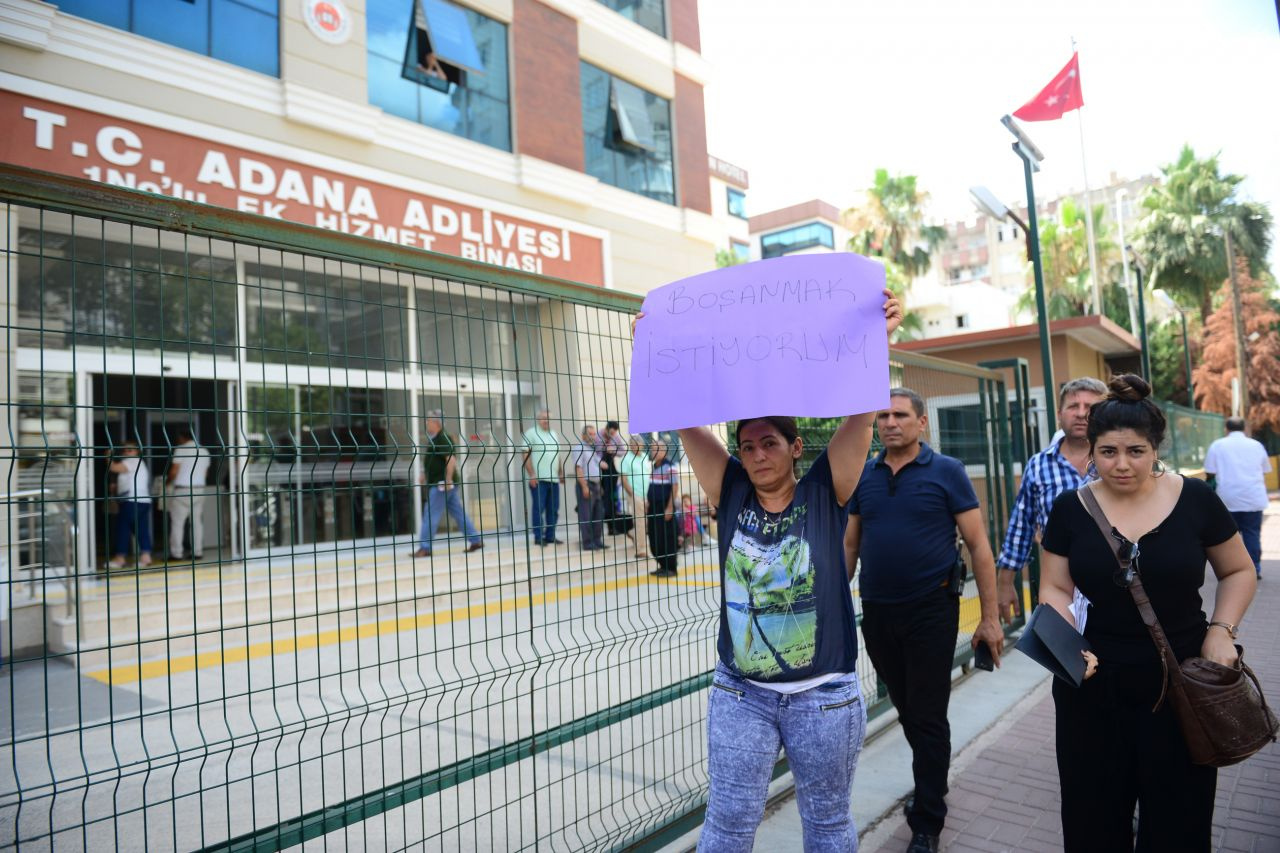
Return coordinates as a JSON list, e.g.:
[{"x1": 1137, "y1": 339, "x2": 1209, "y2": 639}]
[{"x1": 634, "y1": 291, "x2": 901, "y2": 852}]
